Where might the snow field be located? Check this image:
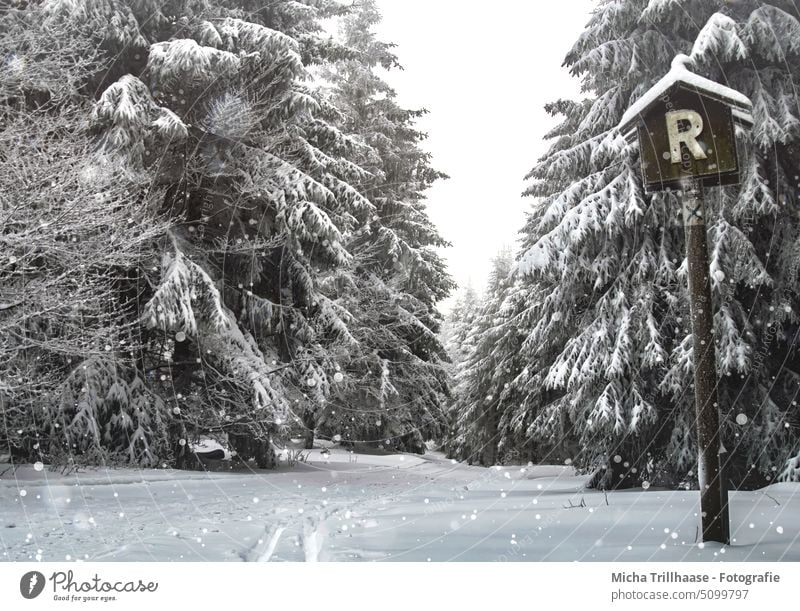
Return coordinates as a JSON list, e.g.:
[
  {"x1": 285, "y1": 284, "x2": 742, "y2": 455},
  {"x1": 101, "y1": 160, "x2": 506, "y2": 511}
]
[{"x1": 2, "y1": 447, "x2": 799, "y2": 562}]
